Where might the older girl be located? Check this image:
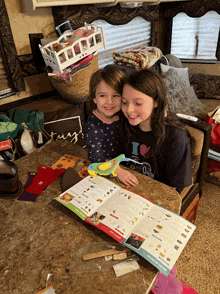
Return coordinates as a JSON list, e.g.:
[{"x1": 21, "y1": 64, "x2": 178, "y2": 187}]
[{"x1": 115, "y1": 69, "x2": 192, "y2": 194}]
